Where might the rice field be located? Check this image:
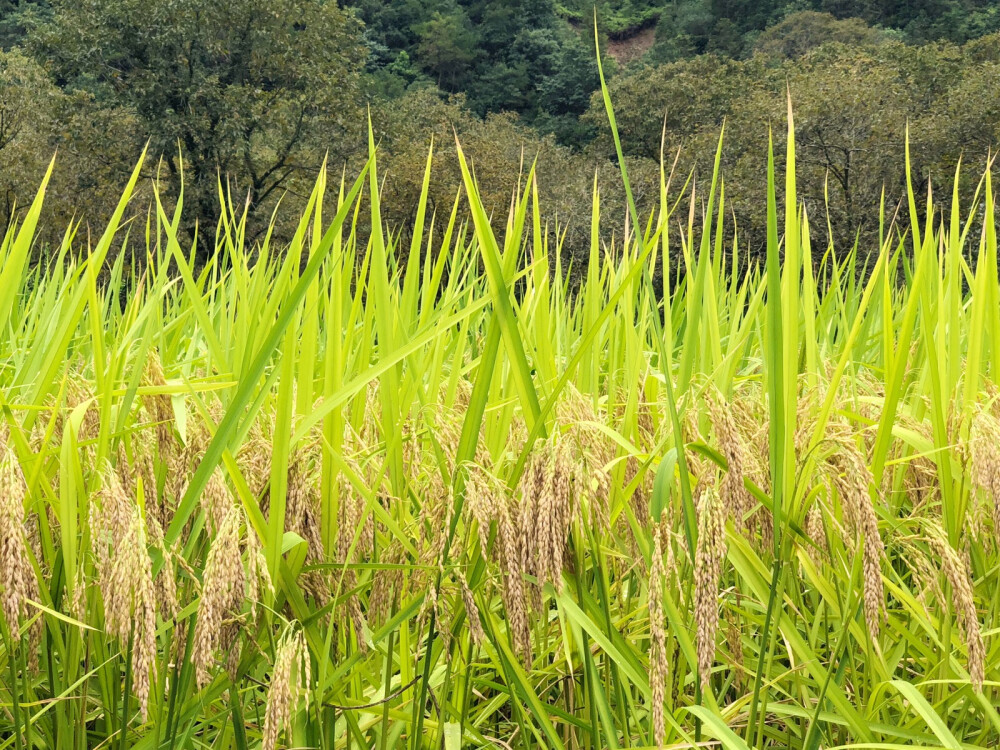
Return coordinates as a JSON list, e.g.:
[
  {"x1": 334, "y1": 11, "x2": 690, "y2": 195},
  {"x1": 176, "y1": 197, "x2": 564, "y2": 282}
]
[{"x1": 1, "y1": 83, "x2": 1000, "y2": 750}]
